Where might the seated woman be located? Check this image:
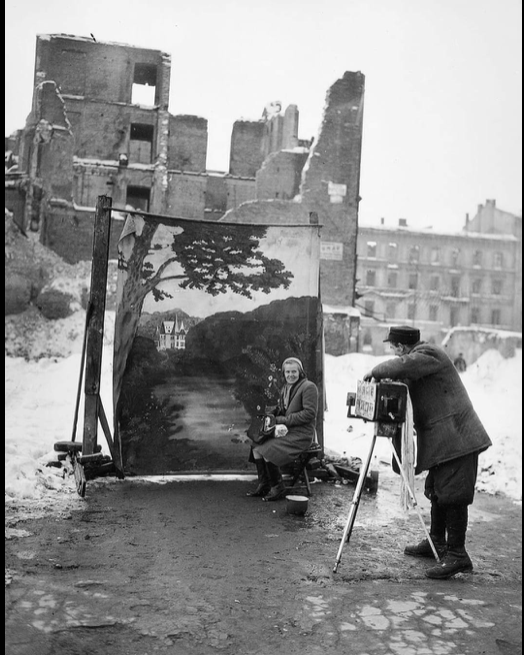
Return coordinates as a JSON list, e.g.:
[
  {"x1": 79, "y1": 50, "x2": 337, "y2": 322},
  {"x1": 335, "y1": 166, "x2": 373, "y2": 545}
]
[{"x1": 247, "y1": 356, "x2": 319, "y2": 502}]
